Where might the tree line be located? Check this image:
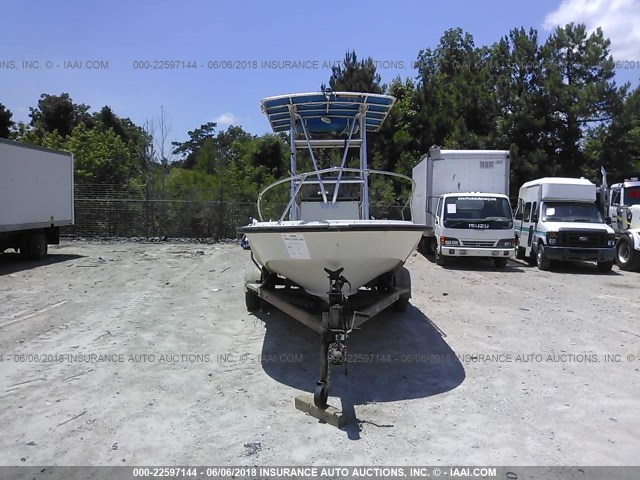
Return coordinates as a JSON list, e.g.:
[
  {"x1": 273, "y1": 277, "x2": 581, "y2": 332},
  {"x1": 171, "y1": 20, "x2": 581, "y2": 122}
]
[{"x1": 1, "y1": 22, "x2": 639, "y2": 206}]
